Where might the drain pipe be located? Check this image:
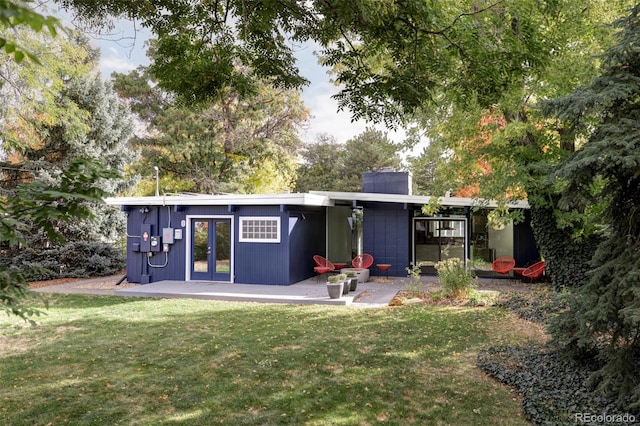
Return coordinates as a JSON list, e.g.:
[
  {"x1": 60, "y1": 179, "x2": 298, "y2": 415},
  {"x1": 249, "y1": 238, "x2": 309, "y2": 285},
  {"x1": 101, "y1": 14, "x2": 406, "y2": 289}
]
[{"x1": 115, "y1": 274, "x2": 127, "y2": 286}]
